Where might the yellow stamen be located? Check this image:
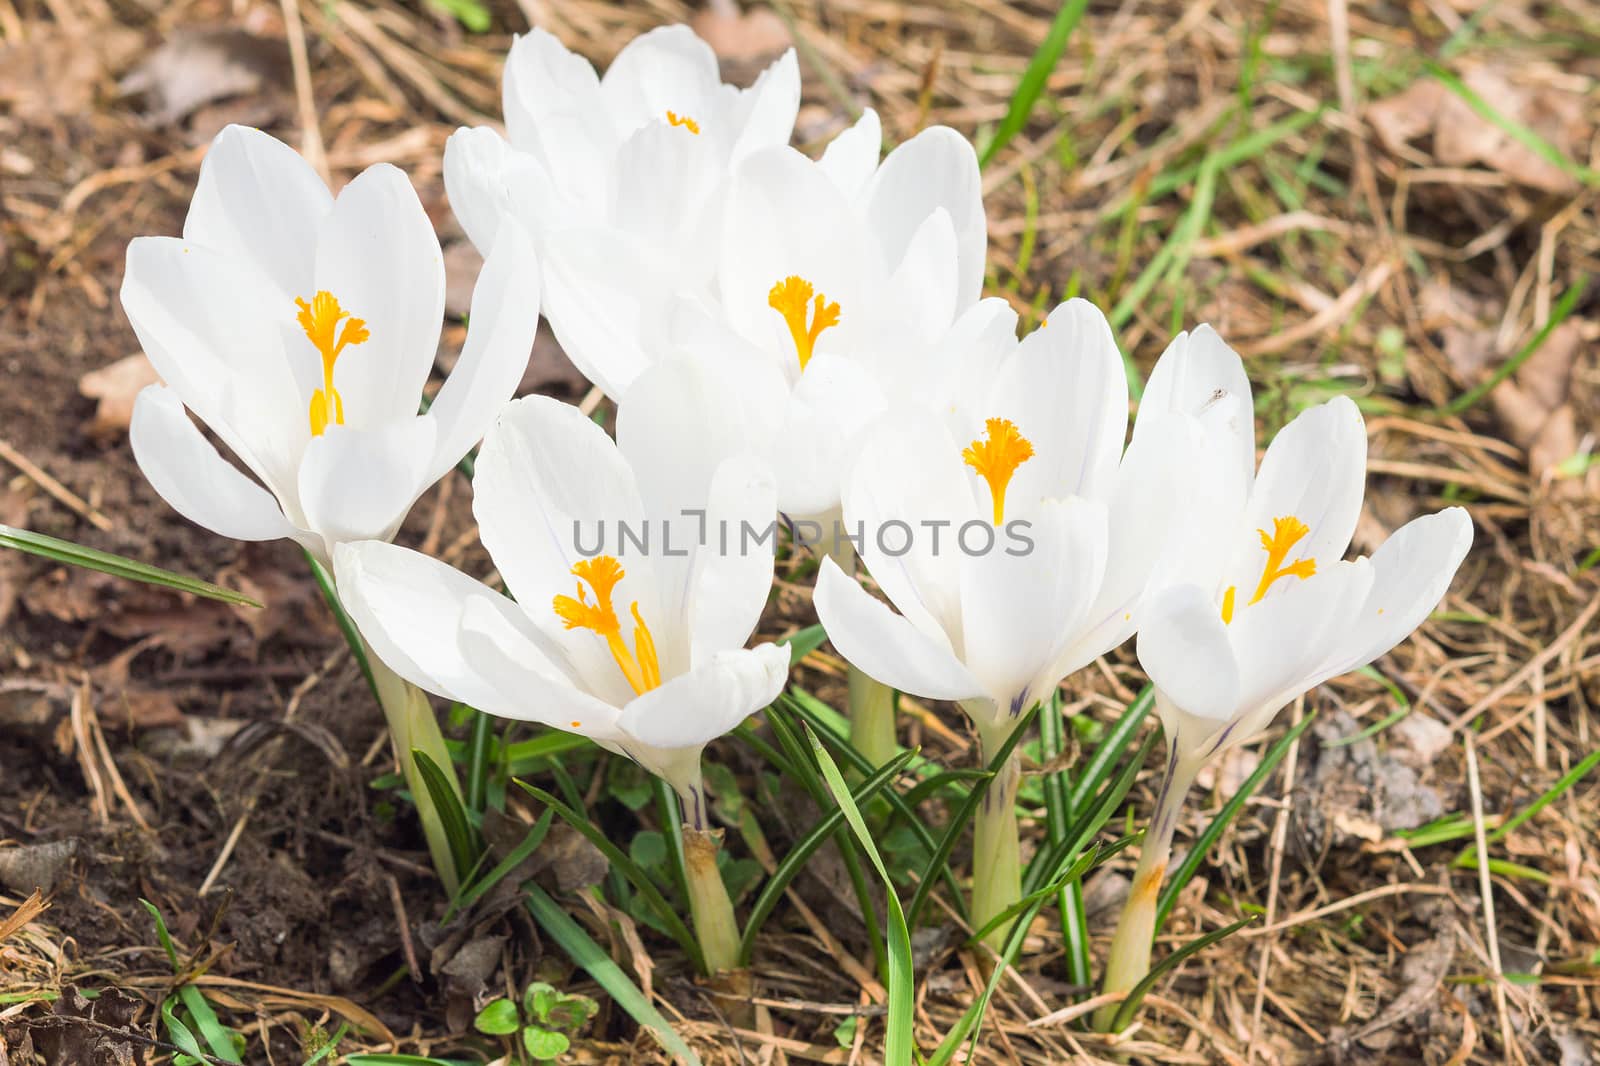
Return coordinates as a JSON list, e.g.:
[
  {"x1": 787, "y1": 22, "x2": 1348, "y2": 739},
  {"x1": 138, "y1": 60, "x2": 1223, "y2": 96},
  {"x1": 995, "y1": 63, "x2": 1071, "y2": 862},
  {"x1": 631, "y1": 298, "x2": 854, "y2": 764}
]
[
  {"x1": 767, "y1": 275, "x2": 840, "y2": 371},
  {"x1": 666, "y1": 110, "x2": 700, "y2": 134},
  {"x1": 552, "y1": 556, "x2": 662, "y2": 697},
  {"x1": 296, "y1": 290, "x2": 369, "y2": 437},
  {"x1": 962, "y1": 418, "x2": 1035, "y2": 525},
  {"x1": 1221, "y1": 514, "x2": 1317, "y2": 624}
]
